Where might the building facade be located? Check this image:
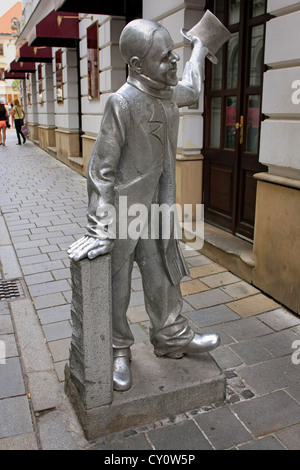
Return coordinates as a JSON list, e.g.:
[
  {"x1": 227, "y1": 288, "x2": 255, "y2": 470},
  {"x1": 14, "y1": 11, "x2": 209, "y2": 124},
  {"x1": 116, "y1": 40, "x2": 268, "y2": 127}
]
[
  {"x1": 0, "y1": 2, "x2": 22, "y2": 103},
  {"x1": 10, "y1": 0, "x2": 300, "y2": 315}
]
